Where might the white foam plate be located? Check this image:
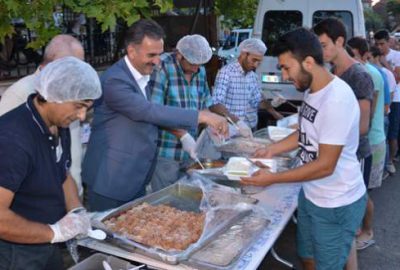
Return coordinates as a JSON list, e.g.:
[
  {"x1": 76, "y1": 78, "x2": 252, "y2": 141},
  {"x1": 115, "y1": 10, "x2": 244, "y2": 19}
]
[{"x1": 223, "y1": 157, "x2": 277, "y2": 181}]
